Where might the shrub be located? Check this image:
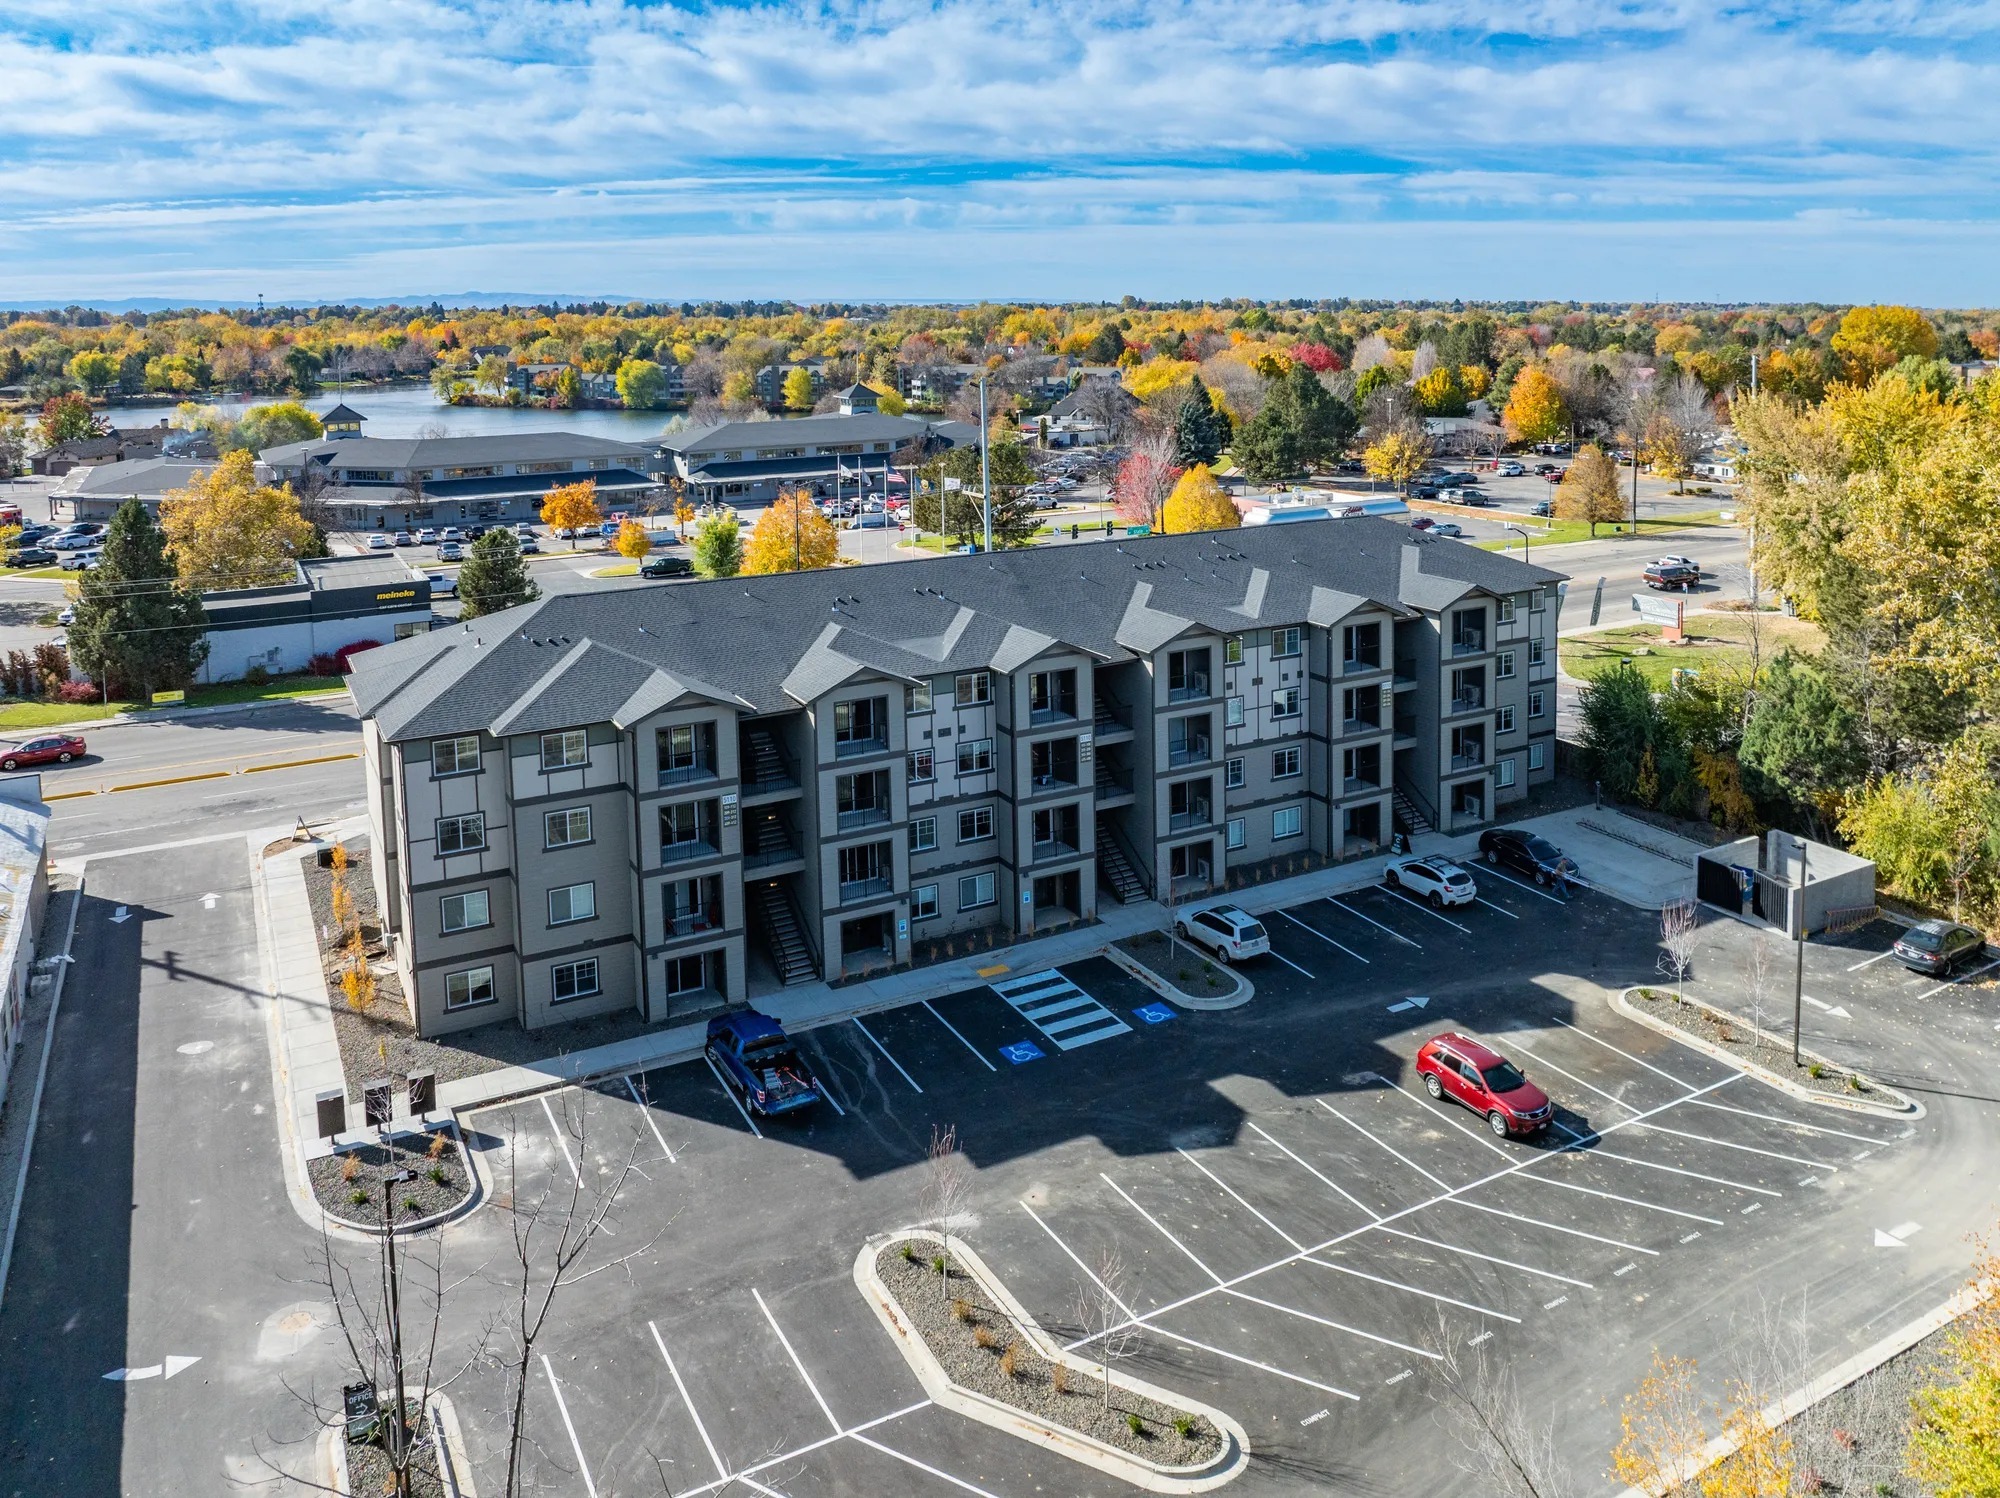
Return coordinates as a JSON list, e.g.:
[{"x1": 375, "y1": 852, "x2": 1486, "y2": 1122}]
[
  {"x1": 951, "y1": 1297, "x2": 972, "y2": 1323},
  {"x1": 428, "y1": 1166, "x2": 448, "y2": 1186},
  {"x1": 931, "y1": 1254, "x2": 947, "y2": 1278},
  {"x1": 900, "y1": 1243, "x2": 918, "y2": 1264},
  {"x1": 242, "y1": 664, "x2": 270, "y2": 686},
  {"x1": 51, "y1": 679, "x2": 99, "y2": 704},
  {"x1": 404, "y1": 1197, "x2": 423, "y2": 1214},
  {"x1": 1050, "y1": 1363, "x2": 1069, "y2": 1396},
  {"x1": 973, "y1": 1324, "x2": 997, "y2": 1350},
  {"x1": 1173, "y1": 1415, "x2": 1196, "y2": 1439},
  {"x1": 998, "y1": 1343, "x2": 1018, "y2": 1380},
  {"x1": 307, "y1": 652, "x2": 342, "y2": 677},
  {"x1": 426, "y1": 1131, "x2": 447, "y2": 1160},
  {"x1": 1807, "y1": 1062, "x2": 1824, "y2": 1079},
  {"x1": 1127, "y1": 1413, "x2": 1146, "y2": 1436},
  {"x1": 348, "y1": 1188, "x2": 370, "y2": 1206},
  {"x1": 340, "y1": 1153, "x2": 361, "y2": 1182}
]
